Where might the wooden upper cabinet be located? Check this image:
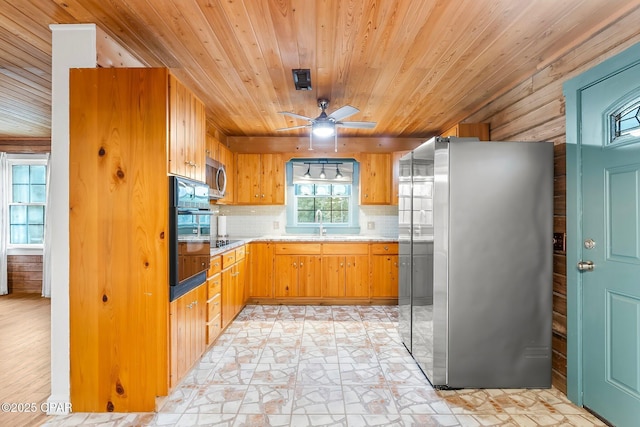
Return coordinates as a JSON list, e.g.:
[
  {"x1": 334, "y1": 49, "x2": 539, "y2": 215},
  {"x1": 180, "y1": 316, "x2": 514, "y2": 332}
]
[
  {"x1": 168, "y1": 74, "x2": 206, "y2": 182},
  {"x1": 441, "y1": 123, "x2": 490, "y2": 140},
  {"x1": 236, "y1": 153, "x2": 284, "y2": 205},
  {"x1": 260, "y1": 153, "x2": 285, "y2": 204},
  {"x1": 360, "y1": 153, "x2": 391, "y2": 205},
  {"x1": 205, "y1": 134, "x2": 220, "y2": 162},
  {"x1": 391, "y1": 151, "x2": 409, "y2": 206}
]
